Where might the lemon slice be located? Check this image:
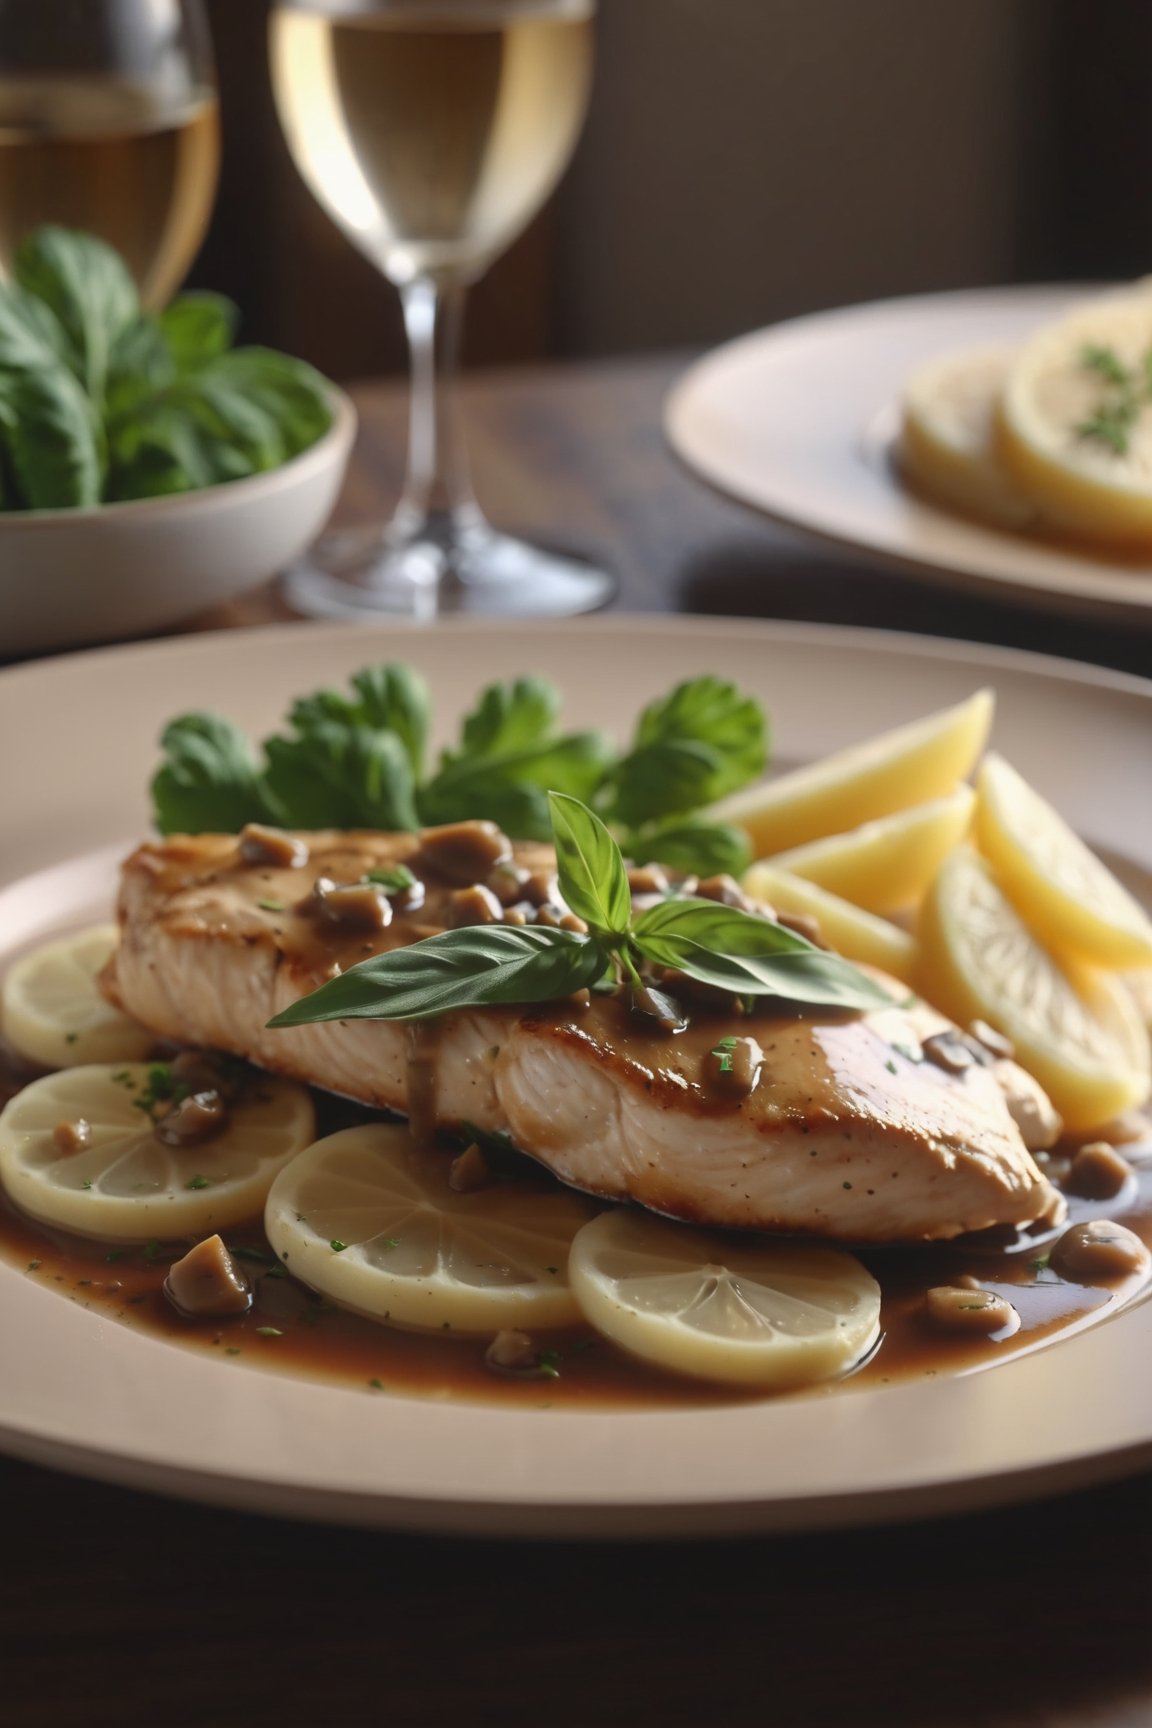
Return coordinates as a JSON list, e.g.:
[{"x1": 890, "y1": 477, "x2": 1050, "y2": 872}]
[
  {"x1": 1, "y1": 924, "x2": 154, "y2": 1068},
  {"x1": 901, "y1": 345, "x2": 1038, "y2": 529},
  {"x1": 998, "y1": 287, "x2": 1152, "y2": 543},
  {"x1": 715, "y1": 690, "x2": 993, "y2": 858},
  {"x1": 264, "y1": 1124, "x2": 597, "y2": 1333},
  {"x1": 975, "y1": 753, "x2": 1152, "y2": 969},
  {"x1": 0, "y1": 1064, "x2": 316, "y2": 1241},
  {"x1": 741, "y1": 862, "x2": 919, "y2": 987},
  {"x1": 568, "y1": 1209, "x2": 881, "y2": 1390},
  {"x1": 919, "y1": 847, "x2": 1151, "y2": 1133},
  {"x1": 767, "y1": 786, "x2": 975, "y2": 915}
]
